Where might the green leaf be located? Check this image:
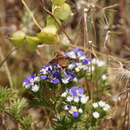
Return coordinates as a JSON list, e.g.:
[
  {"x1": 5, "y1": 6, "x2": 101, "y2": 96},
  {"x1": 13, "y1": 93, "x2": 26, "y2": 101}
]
[
  {"x1": 52, "y1": 0, "x2": 65, "y2": 6},
  {"x1": 10, "y1": 31, "x2": 26, "y2": 47},
  {"x1": 54, "y1": 3, "x2": 72, "y2": 20},
  {"x1": 26, "y1": 36, "x2": 40, "y2": 51},
  {"x1": 37, "y1": 25, "x2": 59, "y2": 44},
  {"x1": 46, "y1": 16, "x2": 60, "y2": 29}
]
